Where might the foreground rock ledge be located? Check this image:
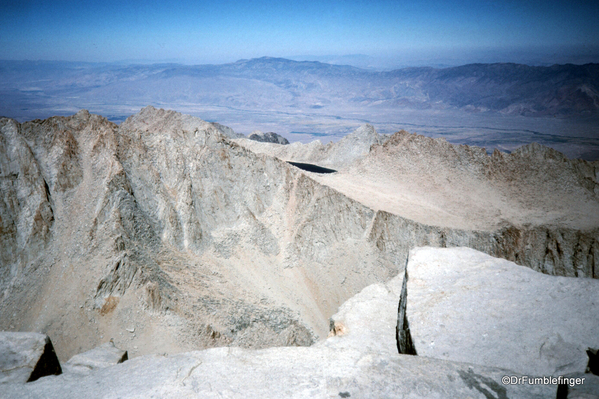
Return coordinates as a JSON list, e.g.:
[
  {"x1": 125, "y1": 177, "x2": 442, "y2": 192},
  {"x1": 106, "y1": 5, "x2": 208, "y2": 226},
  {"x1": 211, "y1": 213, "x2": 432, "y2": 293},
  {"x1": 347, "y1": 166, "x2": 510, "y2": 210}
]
[
  {"x1": 399, "y1": 247, "x2": 599, "y2": 377},
  {"x1": 4, "y1": 253, "x2": 554, "y2": 398},
  {"x1": 2, "y1": 348, "x2": 553, "y2": 399}
]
